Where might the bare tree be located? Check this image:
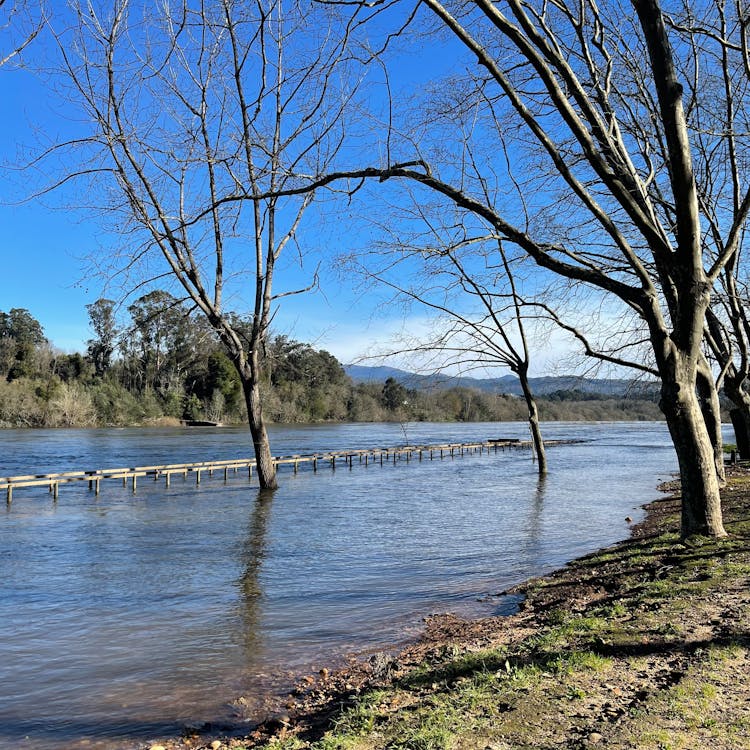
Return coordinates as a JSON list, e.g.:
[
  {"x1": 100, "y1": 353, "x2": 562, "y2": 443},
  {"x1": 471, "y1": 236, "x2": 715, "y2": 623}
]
[
  {"x1": 0, "y1": 0, "x2": 42, "y2": 68},
  {"x1": 48, "y1": 0, "x2": 371, "y2": 488},
  {"x1": 349, "y1": 209, "x2": 550, "y2": 473},
  {"x1": 414, "y1": 0, "x2": 750, "y2": 537},
  {"x1": 302, "y1": 0, "x2": 750, "y2": 537}
]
